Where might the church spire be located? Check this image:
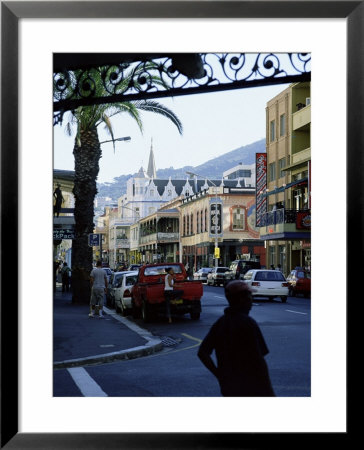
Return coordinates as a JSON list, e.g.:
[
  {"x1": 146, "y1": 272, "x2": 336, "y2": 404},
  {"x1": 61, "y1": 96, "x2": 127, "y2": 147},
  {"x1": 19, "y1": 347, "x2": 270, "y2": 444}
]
[{"x1": 147, "y1": 138, "x2": 157, "y2": 179}]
